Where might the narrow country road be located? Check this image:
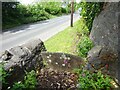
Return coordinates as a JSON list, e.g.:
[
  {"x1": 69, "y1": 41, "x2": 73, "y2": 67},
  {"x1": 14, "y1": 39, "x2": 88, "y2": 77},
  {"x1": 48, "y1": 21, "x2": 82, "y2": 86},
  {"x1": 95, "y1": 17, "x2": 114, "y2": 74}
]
[{"x1": 0, "y1": 14, "x2": 80, "y2": 51}]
